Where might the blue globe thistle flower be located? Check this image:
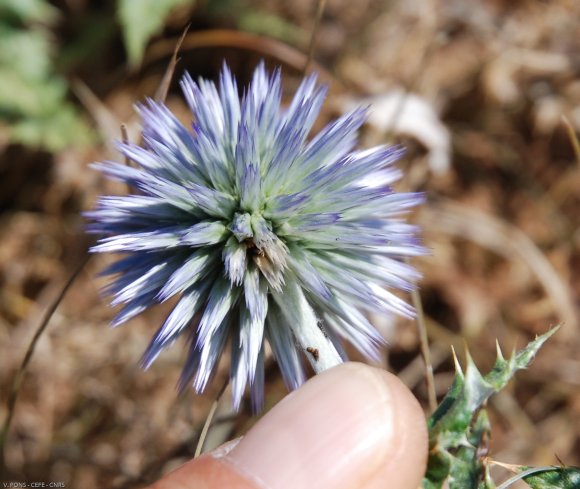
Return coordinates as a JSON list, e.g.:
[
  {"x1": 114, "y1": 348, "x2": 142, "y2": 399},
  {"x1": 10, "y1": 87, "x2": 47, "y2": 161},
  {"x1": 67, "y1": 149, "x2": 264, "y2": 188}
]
[{"x1": 87, "y1": 62, "x2": 425, "y2": 411}]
